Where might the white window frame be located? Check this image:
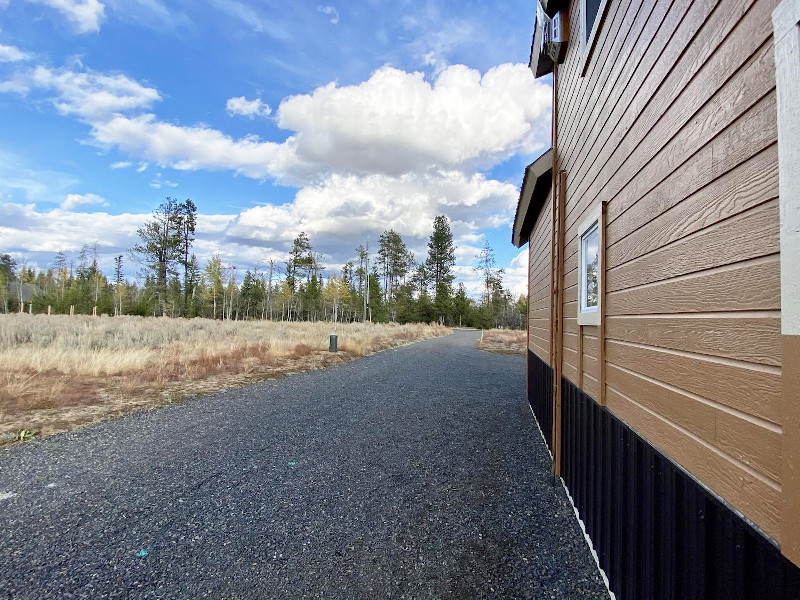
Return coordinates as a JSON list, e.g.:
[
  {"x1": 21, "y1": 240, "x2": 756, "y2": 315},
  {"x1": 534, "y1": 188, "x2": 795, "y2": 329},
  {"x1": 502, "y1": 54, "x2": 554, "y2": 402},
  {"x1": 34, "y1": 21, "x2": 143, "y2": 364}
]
[
  {"x1": 579, "y1": 0, "x2": 610, "y2": 77},
  {"x1": 577, "y1": 204, "x2": 602, "y2": 326}
]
